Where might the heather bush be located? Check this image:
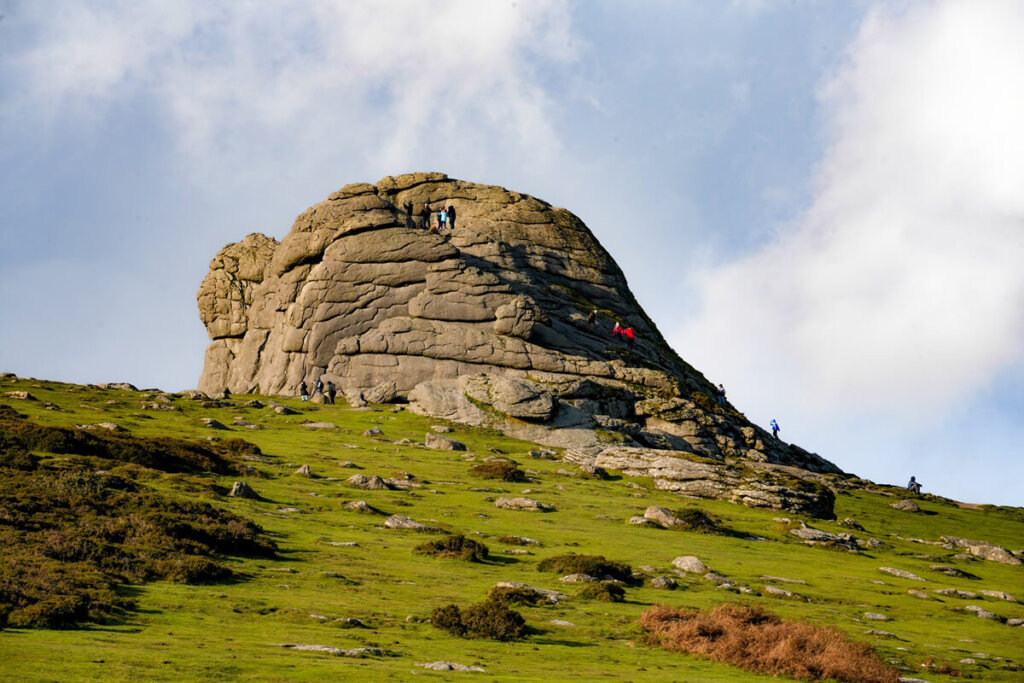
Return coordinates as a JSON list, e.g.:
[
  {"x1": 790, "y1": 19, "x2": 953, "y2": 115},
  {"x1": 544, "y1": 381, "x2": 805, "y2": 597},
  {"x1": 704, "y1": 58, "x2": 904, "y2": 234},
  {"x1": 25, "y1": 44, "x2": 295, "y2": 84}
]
[
  {"x1": 575, "y1": 582, "x2": 625, "y2": 602},
  {"x1": 468, "y1": 460, "x2": 527, "y2": 482},
  {"x1": 431, "y1": 601, "x2": 529, "y2": 641},
  {"x1": 414, "y1": 535, "x2": 489, "y2": 562}
]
